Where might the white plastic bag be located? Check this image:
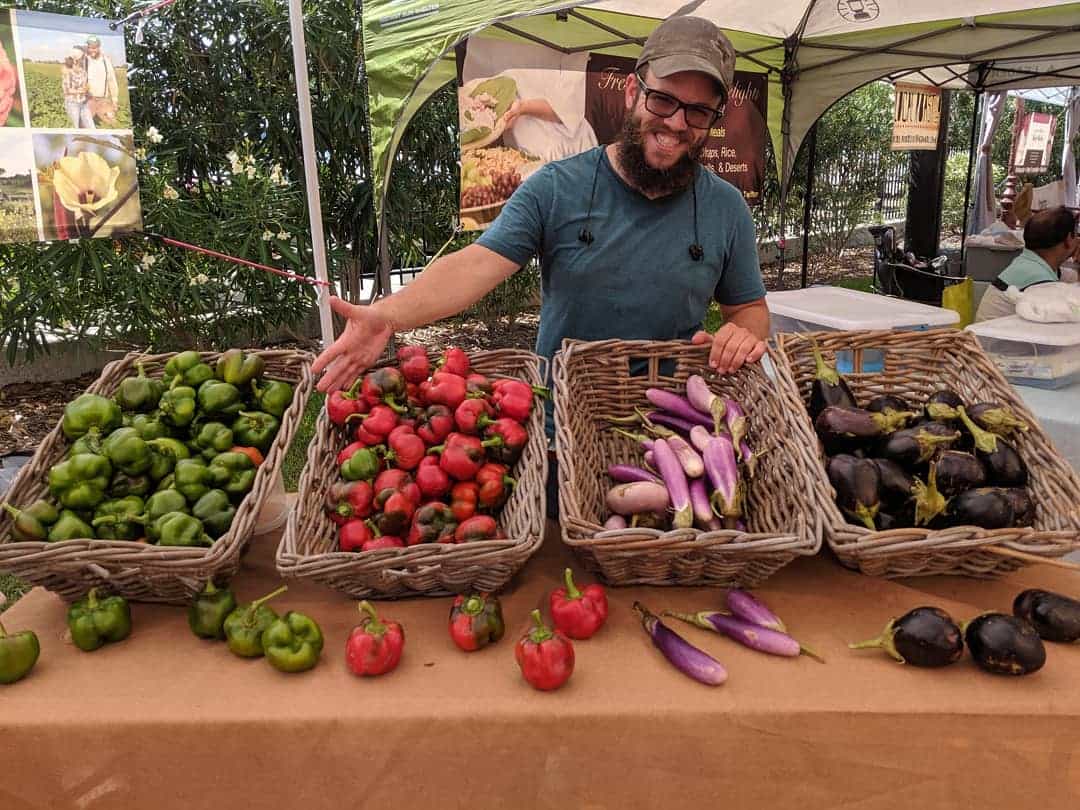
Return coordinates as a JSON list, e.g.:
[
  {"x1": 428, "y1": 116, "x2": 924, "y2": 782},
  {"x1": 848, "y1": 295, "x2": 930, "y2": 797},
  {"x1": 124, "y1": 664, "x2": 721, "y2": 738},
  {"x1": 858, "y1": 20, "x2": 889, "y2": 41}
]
[{"x1": 1014, "y1": 282, "x2": 1080, "y2": 323}]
